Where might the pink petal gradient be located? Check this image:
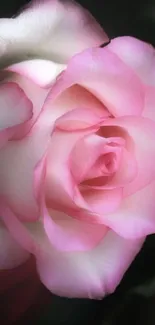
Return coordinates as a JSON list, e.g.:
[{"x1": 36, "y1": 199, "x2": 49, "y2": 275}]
[
  {"x1": 108, "y1": 37, "x2": 155, "y2": 123},
  {"x1": 0, "y1": 82, "x2": 33, "y2": 147},
  {"x1": 70, "y1": 134, "x2": 111, "y2": 183},
  {"x1": 45, "y1": 127, "x2": 123, "y2": 223},
  {"x1": 143, "y1": 86, "x2": 155, "y2": 122},
  {"x1": 0, "y1": 200, "x2": 144, "y2": 298},
  {"x1": 70, "y1": 133, "x2": 137, "y2": 187},
  {"x1": 99, "y1": 180, "x2": 155, "y2": 238},
  {"x1": 52, "y1": 46, "x2": 145, "y2": 118},
  {"x1": 108, "y1": 36, "x2": 155, "y2": 86},
  {"x1": 36, "y1": 229, "x2": 144, "y2": 298},
  {"x1": 0, "y1": 0, "x2": 108, "y2": 67},
  {"x1": 77, "y1": 187, "x2": 123, "y2": 216},
  {"x1": 0, "y1": 134, "x2": 45, "y2": 221},
  {"x1": 34, "y1": 156, "x2": 108, "y2": 252},
  {"x1": 103, "y1": 116, "x2": 155, "y2": 196},
  {"x1": 43, "y1": 205, "x2": 108, "y2": 252},
  {"x1": 1, "y1": 71, "x2": 49, "y2": 138},
  {"x1": 0, "y1": 85, "x2": 103, "y2": 221},
  {"x1": 43, "y1": 84, "x2": 109, "y2": 123},
  {"x1": 7, "y1": 60, "x2": 66, "y2": 88},
  {"x1": 45, "y1": 127, "x2": 99, "y2": 211},
  {"x1": 0, "y1": 199, "x2": 37, "y2": 255},
  {"x1": 0, "y1": 82, "x2": 32, "y2": 129},
  {"x1": 0, "y1": 225, "x2": 29, "y2": 269},
  {"x1": 56, "y1": 107, "x2": 109, "y2": 131},
  {"x1": 84, "y1": 147, "x2": 137, "y2": 190}
]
